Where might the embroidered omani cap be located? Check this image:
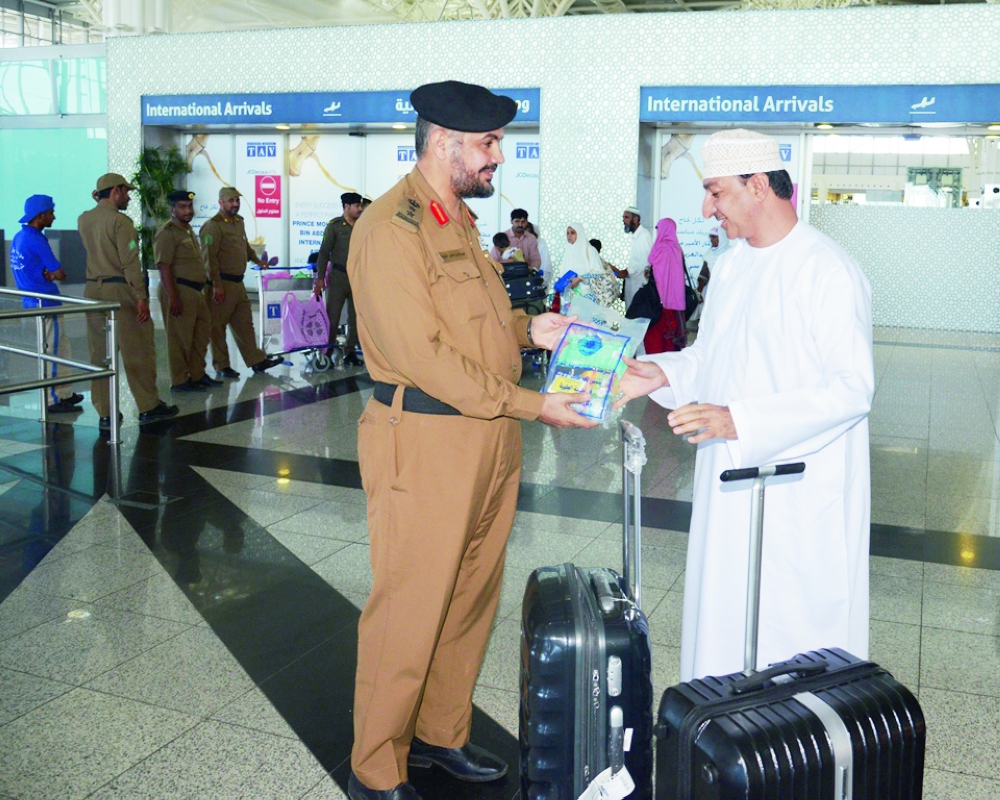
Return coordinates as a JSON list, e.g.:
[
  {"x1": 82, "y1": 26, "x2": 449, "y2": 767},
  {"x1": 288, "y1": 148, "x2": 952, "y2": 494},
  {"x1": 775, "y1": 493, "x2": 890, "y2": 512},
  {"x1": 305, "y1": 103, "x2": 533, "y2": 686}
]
[{"x1": 701, "y1": 129, "x2": 785, "y2": 180}]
